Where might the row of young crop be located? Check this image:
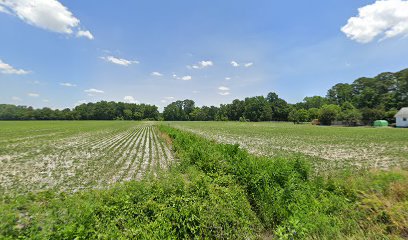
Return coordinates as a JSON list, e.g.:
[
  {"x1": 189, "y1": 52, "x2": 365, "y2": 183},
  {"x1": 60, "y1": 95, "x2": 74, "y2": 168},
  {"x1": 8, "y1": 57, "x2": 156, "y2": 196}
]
[{"x1": 0, "y1": 124, "x2": 173, "y2": 195}]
